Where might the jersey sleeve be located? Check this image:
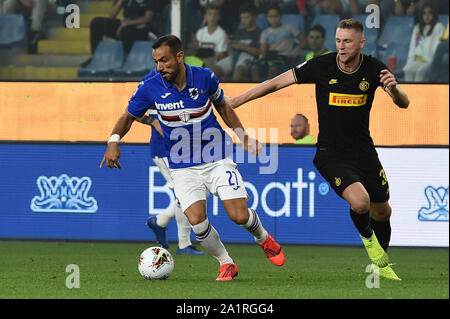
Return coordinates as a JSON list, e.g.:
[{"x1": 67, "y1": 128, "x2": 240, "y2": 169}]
[
  {"x1": 370, "y1": 57, "x2": 390, "y2": 88},
  {"x1": 127, "y1": 81, "x2": 152, "y2": 118},
  {"x1": 292, "y1": 59, "x2": 317, "y2": 84},
  {"x1": 207, "y1": 70, "x2": 224, "y2": 104},
  {"x1": 146, "y1": 105, "x2": 158, "y2": 119}
]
